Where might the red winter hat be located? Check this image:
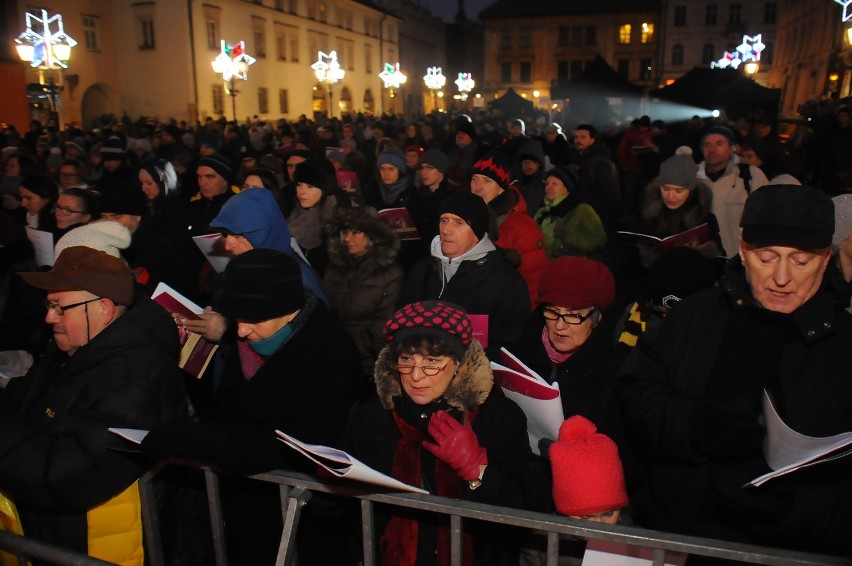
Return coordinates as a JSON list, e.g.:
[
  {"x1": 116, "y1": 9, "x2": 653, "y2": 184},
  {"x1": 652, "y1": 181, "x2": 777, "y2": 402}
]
[
  {"x1": 537, "y1": 256, "x2": 615, "y2": 312},
  {"x1": 550, "y1": 416, "x2": 628, "y2": 516},
  {"x1": 383, "y1": 301, "x2": 472, "y2": 358}
]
